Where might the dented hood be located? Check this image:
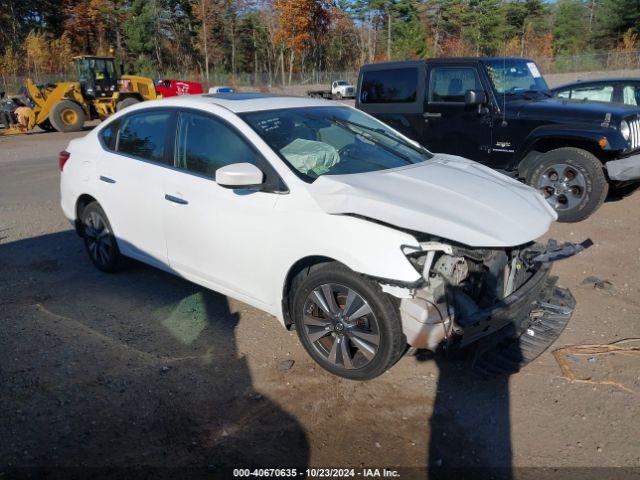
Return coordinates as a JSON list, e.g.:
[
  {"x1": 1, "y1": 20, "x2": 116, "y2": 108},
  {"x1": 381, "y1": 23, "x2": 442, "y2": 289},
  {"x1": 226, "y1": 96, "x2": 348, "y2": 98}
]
[{"x1": 307, "y1": 154, "x2": 557, "y2": 247}]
